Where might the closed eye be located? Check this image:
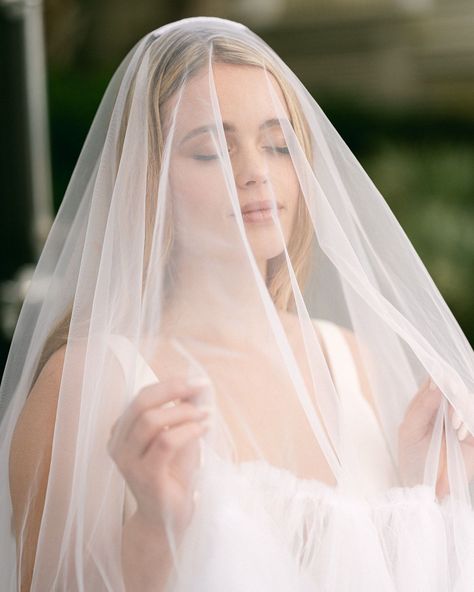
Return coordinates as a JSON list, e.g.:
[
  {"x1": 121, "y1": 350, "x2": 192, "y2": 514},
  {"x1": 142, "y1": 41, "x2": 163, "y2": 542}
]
[
  {"x1": 265, "y1": 146, "x2": 289, "y2": 155},
  {"x1": 192, "y1": 146, "x2": 232, "y2": 161},
  {"x1": 192, "y1": 154, "x2": 219, "y2": 161}
]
